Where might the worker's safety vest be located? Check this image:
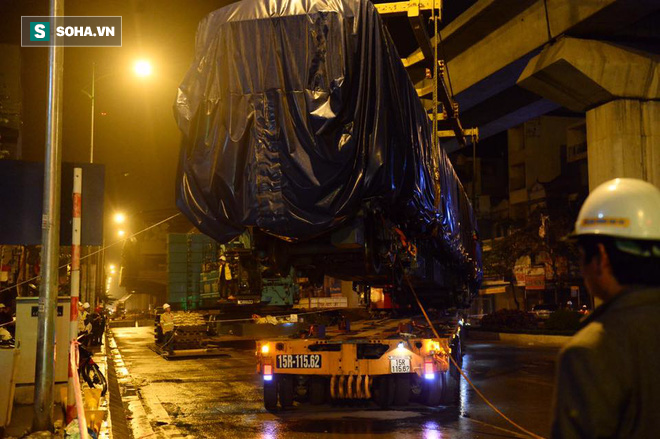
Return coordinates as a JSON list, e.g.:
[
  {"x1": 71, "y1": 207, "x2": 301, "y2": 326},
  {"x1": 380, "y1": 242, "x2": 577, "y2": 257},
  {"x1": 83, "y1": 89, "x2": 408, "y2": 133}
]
[
  {"x1": 78, "y1": 310, "x2": 89, "y2": 332},
  {"x1": 221, "y1": 263, "x2": 232, "y2": 280},
  {"x1": 160, "y1": 312, "x2": 174, "y2": 332}
]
